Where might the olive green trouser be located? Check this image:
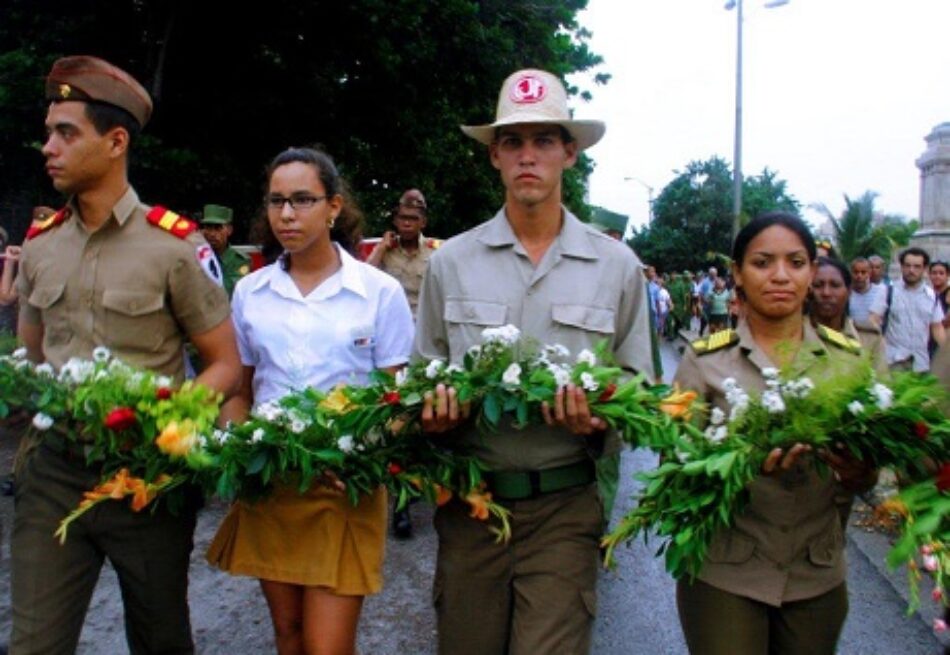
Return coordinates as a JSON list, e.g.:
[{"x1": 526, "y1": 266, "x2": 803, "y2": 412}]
[
  {"x1": 595, "y1": 453, "x2": 620, "y2": 528},
  {"x1": 433, "y1": 483, "x2": 602, "y2": 655},
  {"x1": 11, "y1": 444, "x2": 198, "y2": 655},
  {"x1": 677, "y1": 578, "x2": 849, "y2": 655}
]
